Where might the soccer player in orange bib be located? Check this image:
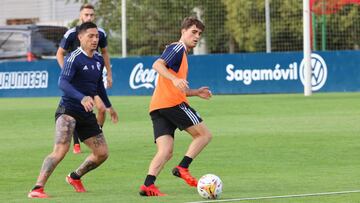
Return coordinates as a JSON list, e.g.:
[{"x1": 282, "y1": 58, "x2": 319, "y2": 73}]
[{"x1": 139, "y1": 16, "x2": 213, "y2": 196}]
